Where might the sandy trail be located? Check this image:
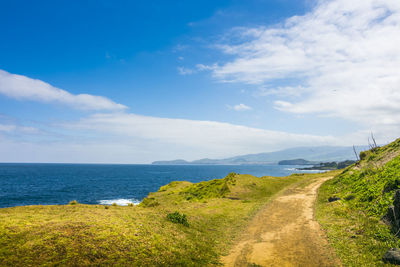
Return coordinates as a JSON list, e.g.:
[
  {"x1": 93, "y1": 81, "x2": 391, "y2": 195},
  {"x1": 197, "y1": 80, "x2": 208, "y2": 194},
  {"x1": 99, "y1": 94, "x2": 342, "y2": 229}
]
[{"x1": 221, "y1": 177, "x2": 340, "y2": 267}]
